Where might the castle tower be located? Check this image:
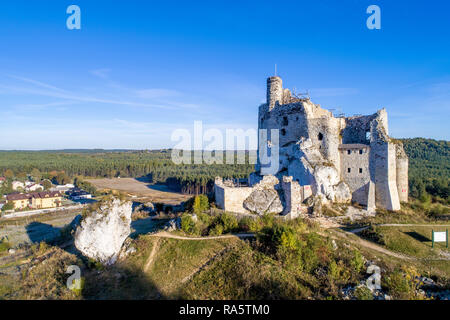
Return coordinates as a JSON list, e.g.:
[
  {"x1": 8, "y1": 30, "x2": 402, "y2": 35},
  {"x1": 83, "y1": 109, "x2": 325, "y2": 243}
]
[
  {"x1": 267, "y1": 76, "x2": 283, "y2": 109},
  {"x1": 396, "y1": 145, "x2": 409, "y2": 203}
]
